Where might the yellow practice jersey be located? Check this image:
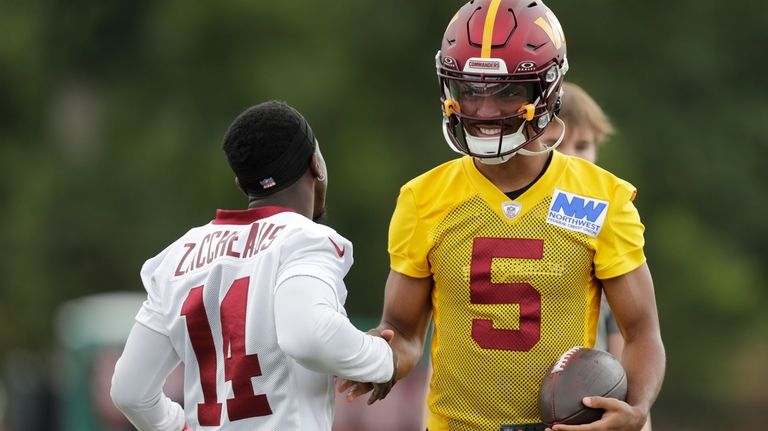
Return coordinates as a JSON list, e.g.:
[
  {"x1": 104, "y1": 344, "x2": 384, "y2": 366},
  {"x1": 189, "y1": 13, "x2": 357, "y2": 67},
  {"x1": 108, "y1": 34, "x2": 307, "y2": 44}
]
[{"x1": 389, "y1": 152, "x2": 646, "y2": 431}]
